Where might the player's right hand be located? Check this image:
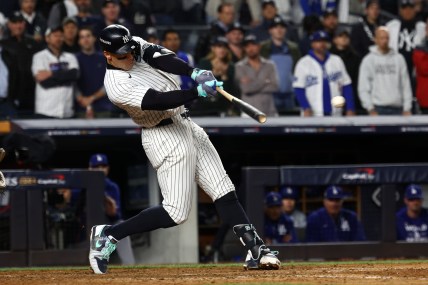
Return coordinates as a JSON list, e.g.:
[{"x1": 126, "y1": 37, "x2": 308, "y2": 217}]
[
  {"x1": 191, "y1": 68, "x2": 216, "y2": 85},
  {"x1": 197, "y1": 80, "x2": 223, "y2": 97}
]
